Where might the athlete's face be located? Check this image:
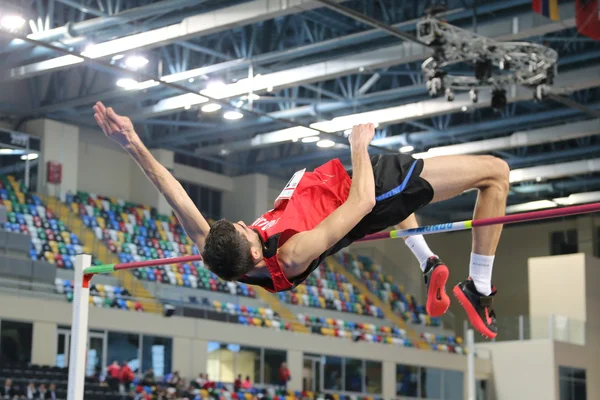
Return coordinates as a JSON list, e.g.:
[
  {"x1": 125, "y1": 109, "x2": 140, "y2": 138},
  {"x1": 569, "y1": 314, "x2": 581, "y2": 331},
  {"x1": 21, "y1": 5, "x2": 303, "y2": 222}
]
[{"x1": 234, "y1": 221, "x2": 262, "y2": 260}]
